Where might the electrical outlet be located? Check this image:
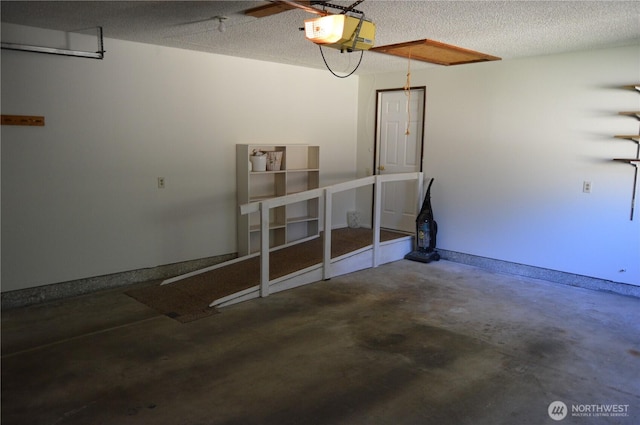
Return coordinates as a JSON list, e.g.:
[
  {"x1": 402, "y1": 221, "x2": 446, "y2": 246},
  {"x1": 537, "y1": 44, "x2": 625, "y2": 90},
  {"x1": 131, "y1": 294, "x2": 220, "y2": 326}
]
[
  {"x1": 582, "y1": 181, "x2": 591, "y2": 193},
  {"x1": 158, "y1": 177, "x2": 165, "y2": 189}
]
